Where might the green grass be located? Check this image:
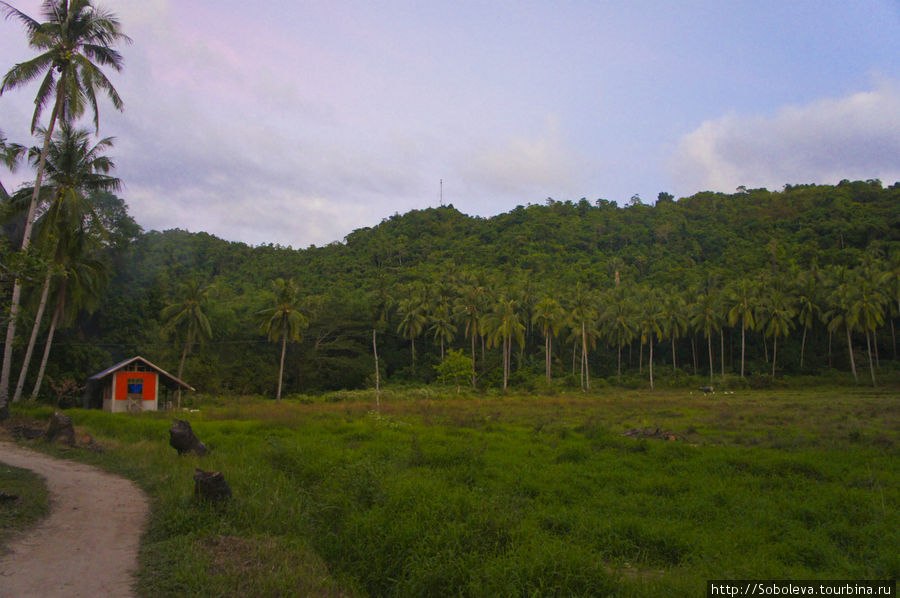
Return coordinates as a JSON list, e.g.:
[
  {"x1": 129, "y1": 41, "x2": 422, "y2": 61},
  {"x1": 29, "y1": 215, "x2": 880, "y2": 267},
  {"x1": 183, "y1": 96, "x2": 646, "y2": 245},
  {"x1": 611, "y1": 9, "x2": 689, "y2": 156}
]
[
  {"x1": 0, "y1": 462, "x2": 50, "y2": 553},
  {"x1": 7, "y1": 387, "x2": 899, "y2": 597}
]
